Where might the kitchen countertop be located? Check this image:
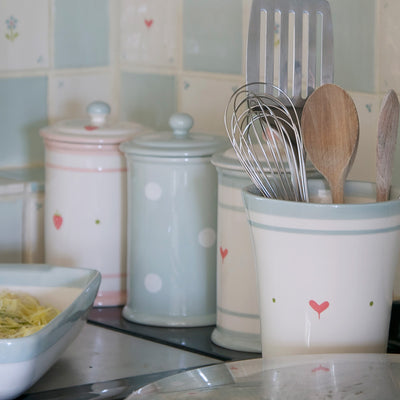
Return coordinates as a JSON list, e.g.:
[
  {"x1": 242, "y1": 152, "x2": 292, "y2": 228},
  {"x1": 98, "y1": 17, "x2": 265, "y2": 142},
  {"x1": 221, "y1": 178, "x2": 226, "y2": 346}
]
[
  {"x1": 20, "y1": 323, "x2": 221, "y2": 399},
  {"x1": 87, "y1": 306, "x2": 260, "y2": 361},
  {"x1": 16, "y1": 302, "x2": 400, "y2": 399}
]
